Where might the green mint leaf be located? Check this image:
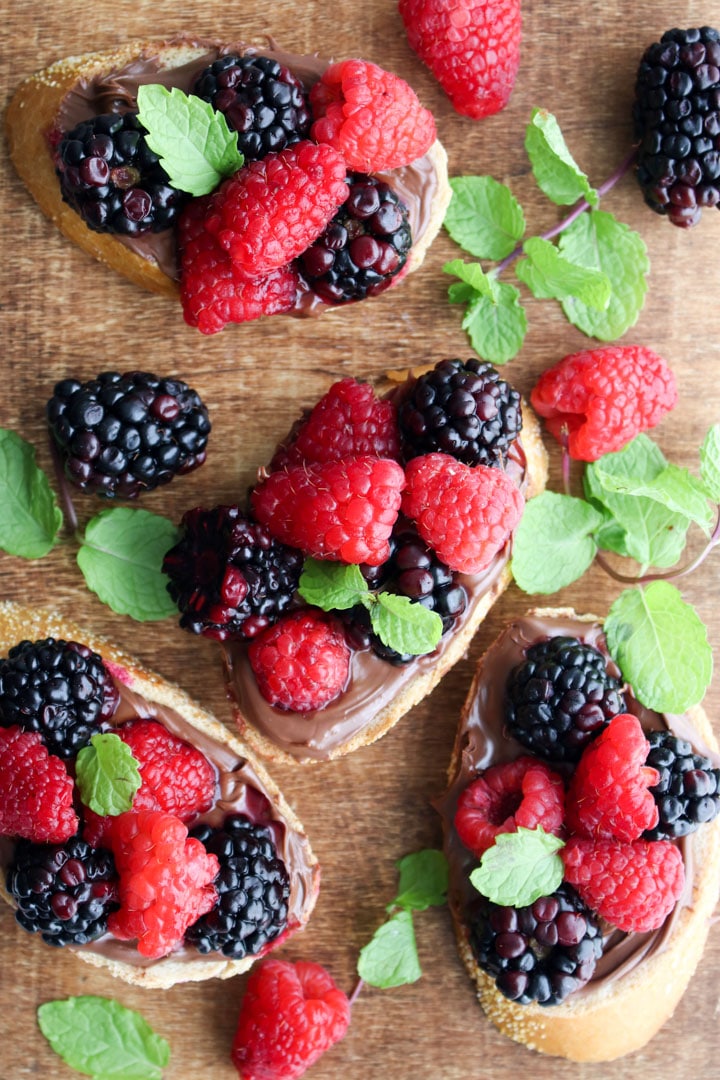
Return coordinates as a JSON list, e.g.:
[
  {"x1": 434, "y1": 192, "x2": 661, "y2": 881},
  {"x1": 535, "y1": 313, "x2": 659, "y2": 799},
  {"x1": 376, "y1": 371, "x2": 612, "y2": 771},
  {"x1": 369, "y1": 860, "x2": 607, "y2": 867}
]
[
  {"x1": 75, "y1": 734, "x2": 141, "y2": 817},
  {"x1": 700, "y1": 424, "x2": 720, "y2": 501},
  {"x1": 444, "y1": 258, "x2": 494, "y2": 298},
  {"x1": 515, "y1": 236, "x2": 611, "y2": 311},
  {"x1": 511, "y1": 491, "x2": 602, "y2": 593},
  {"x1": 0, "y1": 428, "x2": 63, "y2": 558},
  {"x1": 357, "y1": 909, "x2": 422, "y2": 988},
  {"x1": 462, "y1": 278, "x2": 527, "y2": 364},
  {"x1": 593, "y1": 462, "x2": 713, "y2": 532},
  {"x1": 78, "y1": 508, "x2": 180, "y2": 621},
  {"x1": 298, "y1": 558, "x2": 369, "y2": 611},
  {"x1": 605, "y1": 582, "x2": 713, "y2": 713},
  {"x1": 444, "y1": 176, "x2": 525, "y2": 260},
  {"x1": 559, "y1": 209, "x2": 649, "y2": 339},
  {"x1": 136, "y1": 84, "x2": 243, "y2": 196},
  {"x1": 391, "y1": 850, "x2": 449, "y2": 912},
  {"x1": 38, "y1": 996, "x2": 170, "y2": 1080},
  {"x1": 470, "y1": 827, "x2": 565, "y2": 908},
  {"x1": 371, "y1": 592, "x2": 443, "y2": 656},
  {"x1": 524, "y1": 109, "x2": 599, "y2": 207}
]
